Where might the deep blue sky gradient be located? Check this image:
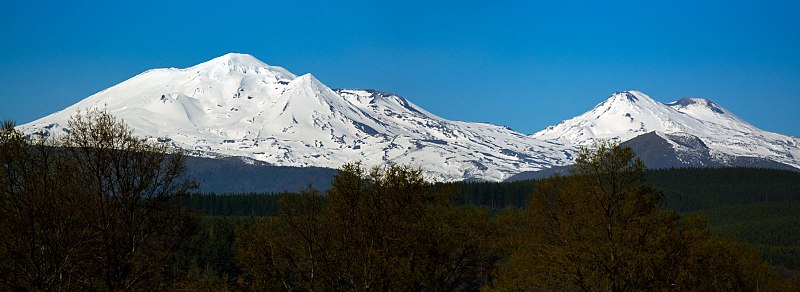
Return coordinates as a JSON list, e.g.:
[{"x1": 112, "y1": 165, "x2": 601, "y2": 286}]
[{"x1": 1, "y1": 0, "x2": 798, "y2": 135}]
